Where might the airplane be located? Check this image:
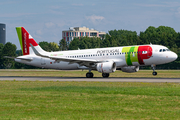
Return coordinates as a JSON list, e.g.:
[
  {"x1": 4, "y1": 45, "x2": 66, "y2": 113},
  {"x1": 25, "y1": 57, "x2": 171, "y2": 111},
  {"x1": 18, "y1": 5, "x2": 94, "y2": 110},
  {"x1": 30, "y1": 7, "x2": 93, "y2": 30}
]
[{"x1": 5, "y1": 27, "x2": 178, "y2": 78}]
